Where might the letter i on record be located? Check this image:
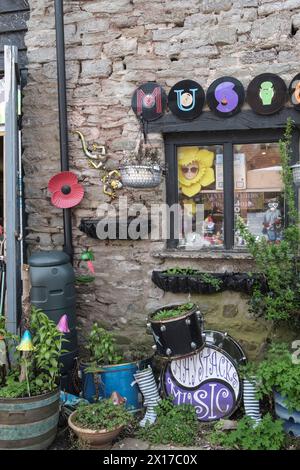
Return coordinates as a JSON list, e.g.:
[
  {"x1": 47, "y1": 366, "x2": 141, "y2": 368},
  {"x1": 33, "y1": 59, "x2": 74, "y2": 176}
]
[{"x1": 168, "y1": 80, "x2": 205, "y2": 120}]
